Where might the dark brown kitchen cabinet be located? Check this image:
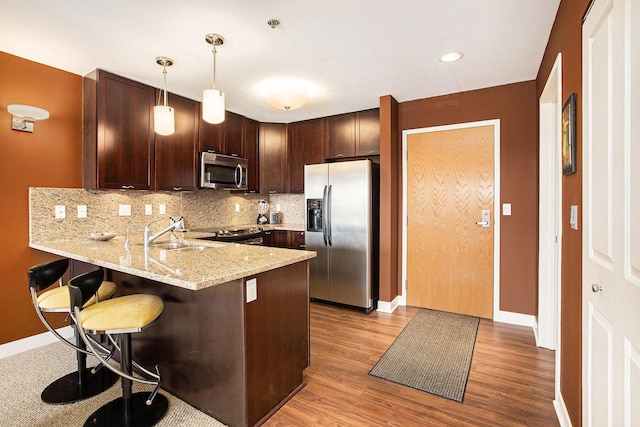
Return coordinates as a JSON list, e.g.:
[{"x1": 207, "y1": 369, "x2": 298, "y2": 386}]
[
  {"x1": 244, "y1": 118, "x2": 259, "y2": 193},
  {"x1": 262, "y1": 230, "x2": 304, "y2": 250},
  {"x1": 198, "y1": 110, "x2": 244, "y2": 157},
  {"x1": 223, "y1": 111, "x2": 245, "y2": 157},
  {"x1": 325, "y1": 113, "x2": 356, "y2": 159},
  {"x1": 83, "y1": 69, "x2": 156, "y2": 190},
  {"x1": 292, "y1": 231, "x2": 305, "y2": 250},
  {"x1": 155, "y1": 92, "x2": 199, "y2": 191},
  {"x1": 288, "y1": 118, "x2": 325, "y2": 193},
  {"x1": 325, "y1": 108, "x2": 380, "y2": 160},
  {"x1": 356, "y1": 108, "x2": 380, "y2": 156},
  {"x1": 259, "y1": 123, "x2": 287, "y2": 194}
]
